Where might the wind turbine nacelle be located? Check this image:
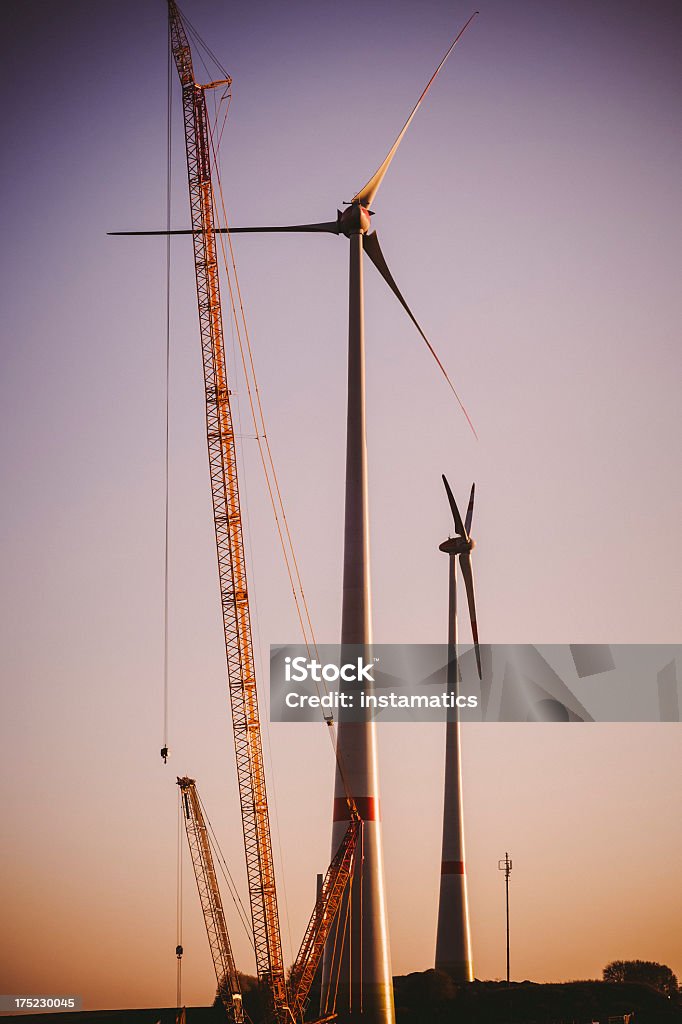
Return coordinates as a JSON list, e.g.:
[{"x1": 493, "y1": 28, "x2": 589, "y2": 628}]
[
  {"x1": 439, "y1": 536, "x2": 475, "y2": 555},
  {"x1": 338, "y1": 203, "x2": 372, "y2": 237}
]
